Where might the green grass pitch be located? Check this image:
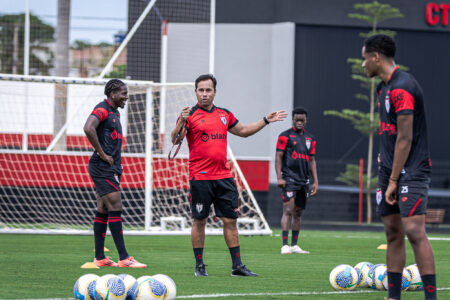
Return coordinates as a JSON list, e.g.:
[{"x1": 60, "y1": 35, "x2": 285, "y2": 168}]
[{"x1": 0, "y1": 230, "x2": 449, "y2": 299}]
